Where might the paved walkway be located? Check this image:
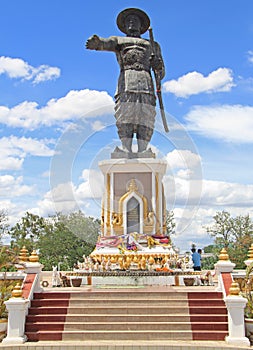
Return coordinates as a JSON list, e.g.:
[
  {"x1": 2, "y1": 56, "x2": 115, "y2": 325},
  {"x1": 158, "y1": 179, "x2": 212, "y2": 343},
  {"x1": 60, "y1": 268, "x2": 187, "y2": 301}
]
[{"x1": 0, "y1": 340, "x2": 252, "y2": 349}]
